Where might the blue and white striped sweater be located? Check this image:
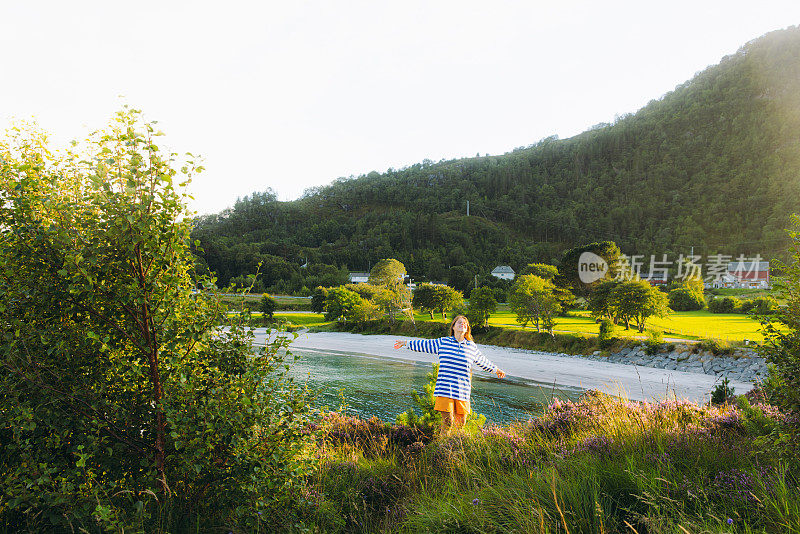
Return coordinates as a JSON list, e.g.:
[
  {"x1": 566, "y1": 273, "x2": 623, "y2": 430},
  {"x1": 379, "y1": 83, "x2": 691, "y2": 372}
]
[{"x1": 406, "y1": 336, "x2": 498, "y2": 401}]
